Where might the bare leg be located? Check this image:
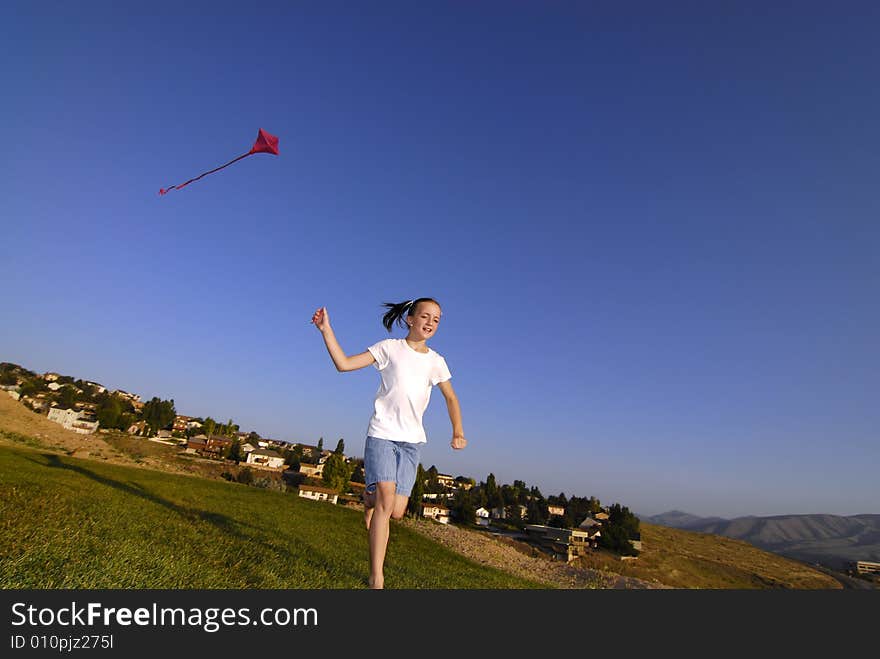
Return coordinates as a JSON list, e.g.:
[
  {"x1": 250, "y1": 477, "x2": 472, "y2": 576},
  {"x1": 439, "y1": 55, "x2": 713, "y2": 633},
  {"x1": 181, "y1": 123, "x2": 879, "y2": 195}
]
[
  {"x1": 363, "y1": 489, "x2": 376, "y2": 530},
  {"x1": 368, "y1": 481, "x2": 397, "y2": 589}
]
